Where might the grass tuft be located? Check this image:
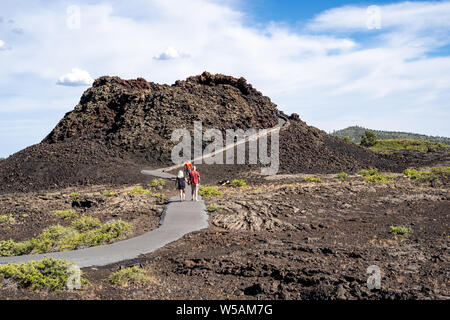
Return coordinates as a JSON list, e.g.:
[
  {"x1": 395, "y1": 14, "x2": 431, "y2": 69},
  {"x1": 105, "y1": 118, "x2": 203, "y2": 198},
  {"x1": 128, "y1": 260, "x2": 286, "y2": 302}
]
[
  {"x1": 0, "y1": 214, "x2": 16, "y2": 225},
  {"x1": 108, "y1": 266, "x2": 151, "y2": 285},
  {"x1": 206, "y1": 204, "x2": 221, "y2": 212},
  {"x1": 199, "y1": 186, "x2": 222, "y2": 197},
  {"x1": 230, "y1": 179, "x2": 247, "y2": 187},
  {"x1": 53, "y1": 209, "x2": 78, "y2": 220},
  {"x1": 303, "y1": 176, "x2": 322, "y2": 183},
  {"x1": 389, "y1": 225, "x2": 412, "y2": 236}
]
